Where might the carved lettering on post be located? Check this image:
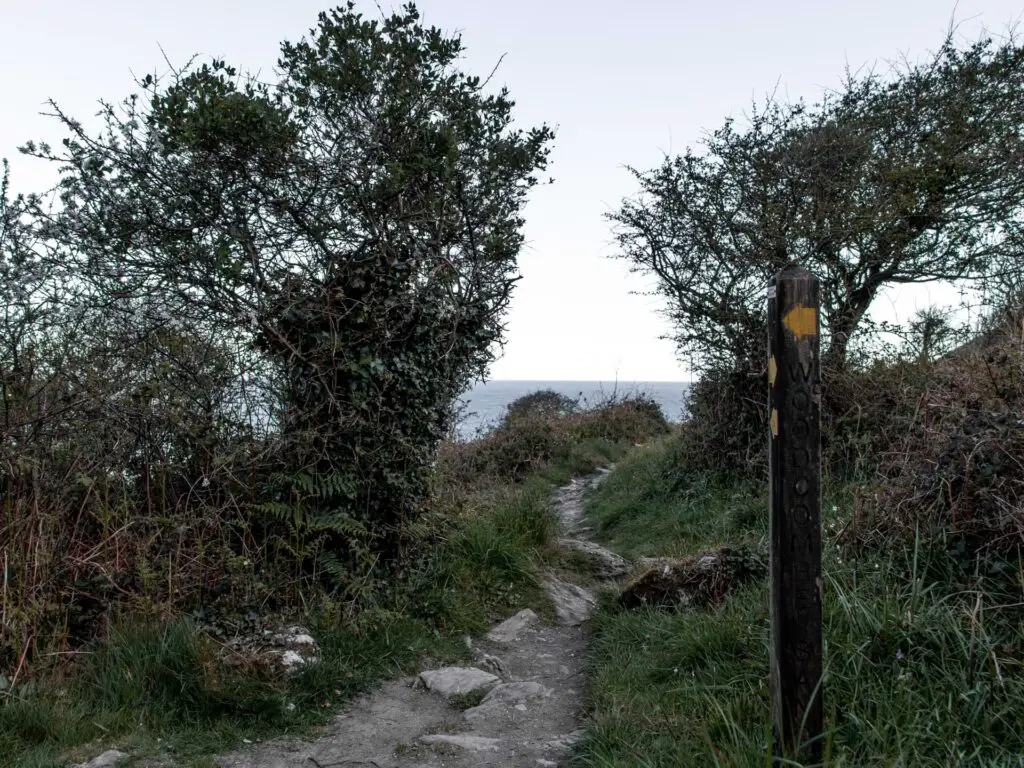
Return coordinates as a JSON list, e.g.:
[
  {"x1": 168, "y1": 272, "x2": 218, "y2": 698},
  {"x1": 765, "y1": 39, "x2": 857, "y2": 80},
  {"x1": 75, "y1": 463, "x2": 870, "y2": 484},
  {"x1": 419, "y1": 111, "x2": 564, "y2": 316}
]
[{"x1": 768, "y1": 265, "x2": 823, "y2": 762}]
